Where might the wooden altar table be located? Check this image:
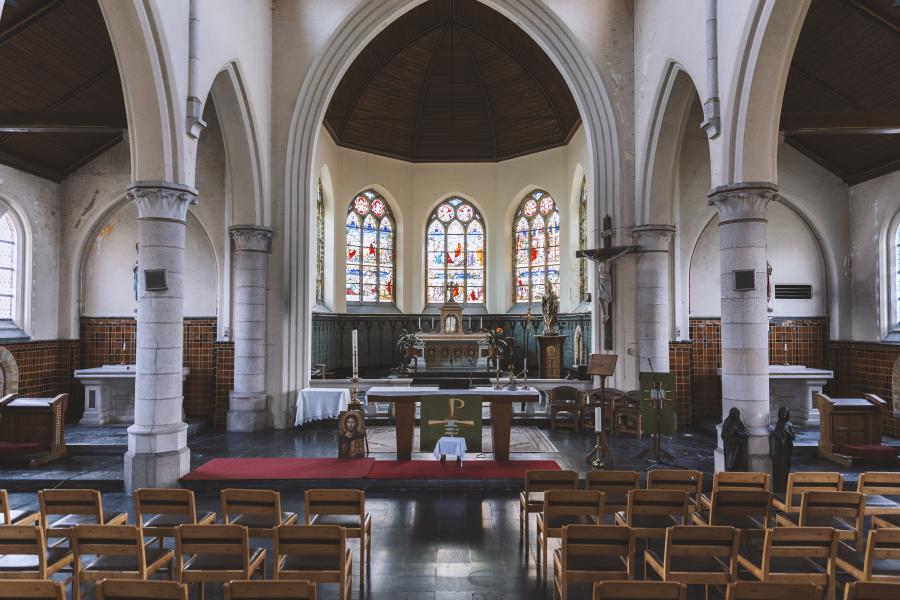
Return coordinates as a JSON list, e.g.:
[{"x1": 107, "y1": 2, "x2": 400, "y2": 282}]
[{"x1": 366, "y1": 386, "x2": 540, "y2": 461}]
